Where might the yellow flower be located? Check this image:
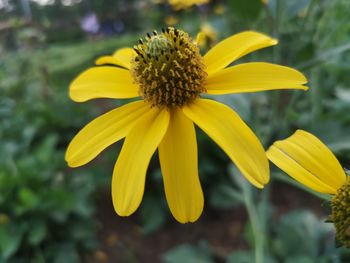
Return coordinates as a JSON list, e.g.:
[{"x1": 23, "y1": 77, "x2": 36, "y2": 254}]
[
  {"x1": 267, "y1": 130, "x2": 349, "y2": 247},
  {"x1": 168, "y1": 0, "x2": 209, "y2": 10},
  {"x1": 66, "y1": 28, "x2": 308, "y2": 223},
  {"x1": 165, "y1": 15, "x2": 179, "y2": 26},
  {"x1": 213, "y1": 4, "x2": 225, "y2": 15},
  {"x1": 196, "y1": 23, "x2": 218, "y2": 48}
]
